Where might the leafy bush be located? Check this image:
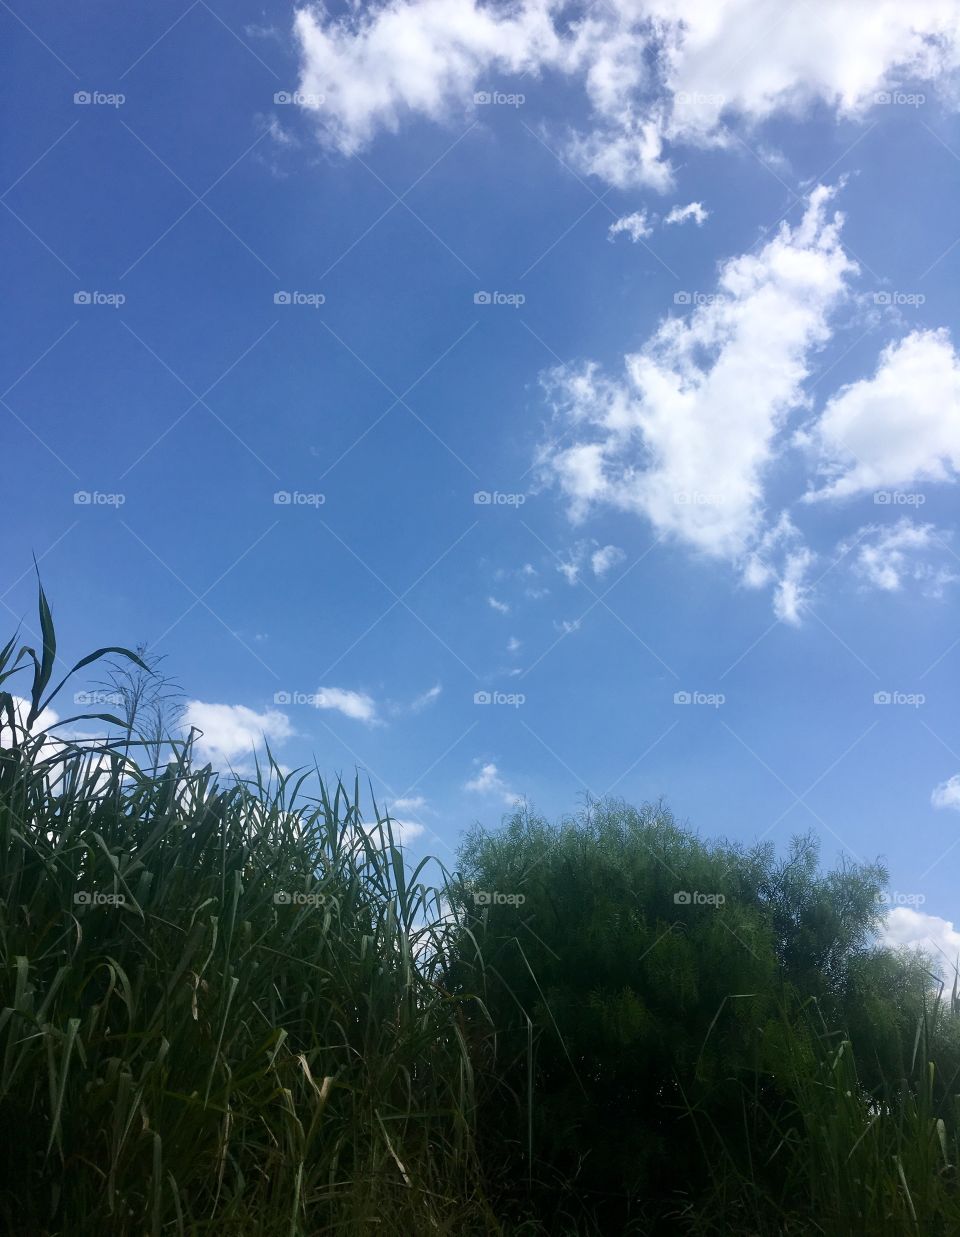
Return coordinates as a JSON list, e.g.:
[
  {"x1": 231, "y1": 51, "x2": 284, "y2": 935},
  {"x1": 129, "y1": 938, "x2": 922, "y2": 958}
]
[{"x1": 446, "y1": 800, "x2": 960, "y2": 1233}]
